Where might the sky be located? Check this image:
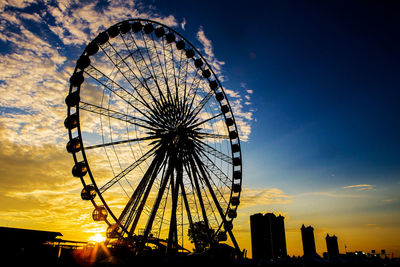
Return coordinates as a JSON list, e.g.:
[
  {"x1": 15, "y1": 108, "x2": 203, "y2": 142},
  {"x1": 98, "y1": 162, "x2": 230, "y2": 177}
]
[{"x1": 0, "y1": 0, "x2": 399, "y2": 258}]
